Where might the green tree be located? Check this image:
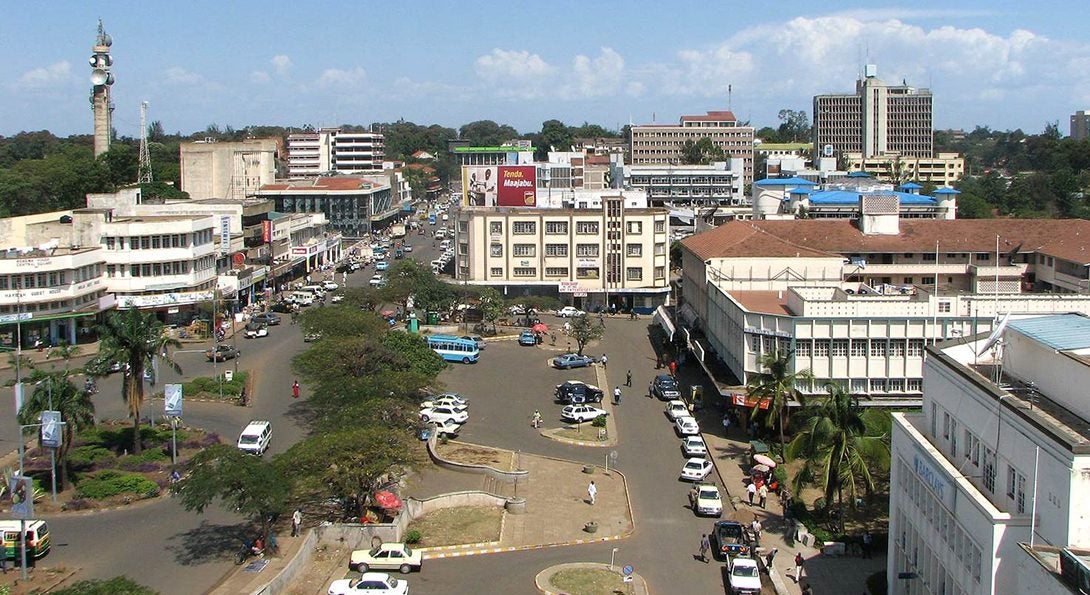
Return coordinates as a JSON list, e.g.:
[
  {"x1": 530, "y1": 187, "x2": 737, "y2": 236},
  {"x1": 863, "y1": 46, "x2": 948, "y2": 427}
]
[
  {"x1": 380, "y1": 331, "x2": 446, "y2": 378},
  {"x1": 172, "y1": 444, "x2": 291, "y2": 546},
  {"x1": 383, "y1": 260, "x2": 455, "y2": 312},
  {"x1": 299, "y1": 304, "x2": 386, "y2": 339},
  {"x1": 46, "y1": 340, "x2": 81, "y2": 373},
  {"x1": 458, "y1": 121, "x2": 521, "y2": 147},
  {"x1": 95, "y1": 309, "x2": 181, "y2": 453},
  {"x1": 679, "y1": 137, "x2": 724, "y2": 165},
  {"x1": 539, "y1": 119, "x2": 574, "y2": 157},
  {"x1": 478, "y1": 287, "x2": 505, "y2": 333},
  {"x1": 777, "y1": 109, "x2": 811, "y2": 142},
  {"x1": 786, "y1": 385, "x2": 891, "y2": 532},
  {"x1": 568, "y1": 314, "x2": 605, "y2": 356},
  {"x1": 16, "y1": 369, "x2": 96, "y2": 490},
  {"x1": 745, "y1": 350, "x2": 813, "y2": 461}
]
